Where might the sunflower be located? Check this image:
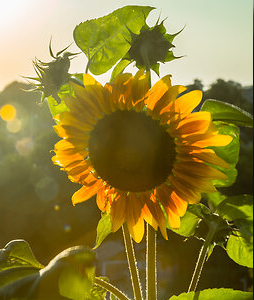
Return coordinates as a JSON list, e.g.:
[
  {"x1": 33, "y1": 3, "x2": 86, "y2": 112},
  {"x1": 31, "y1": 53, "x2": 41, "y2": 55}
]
[{"x1": 52, "y1": 70, "x2": 232, "y2": 243}]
